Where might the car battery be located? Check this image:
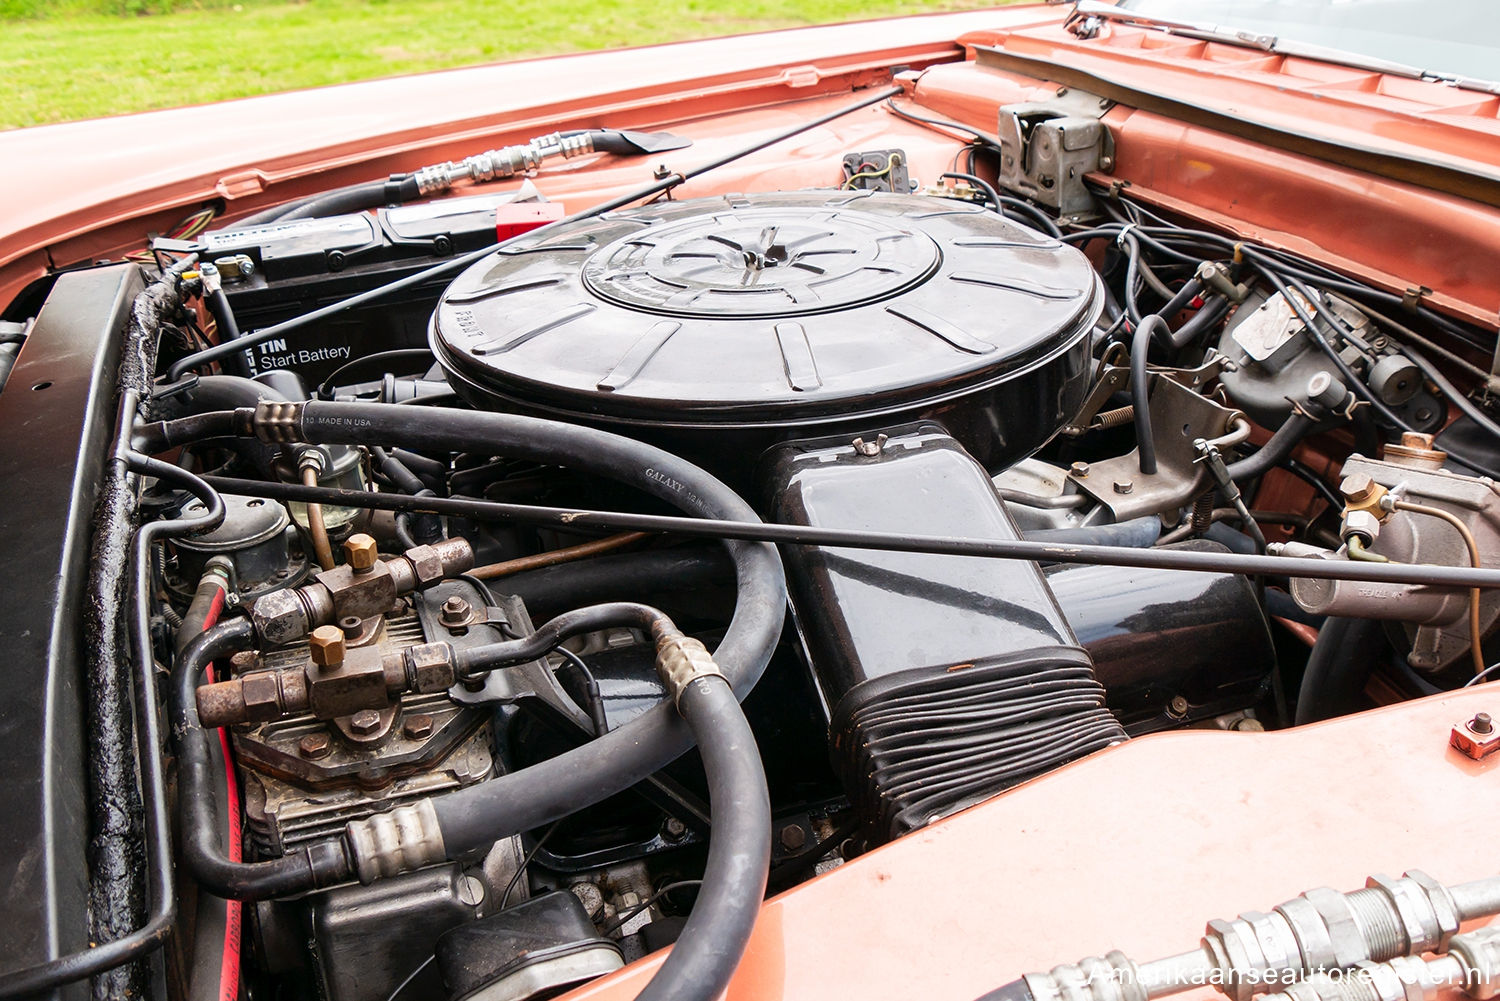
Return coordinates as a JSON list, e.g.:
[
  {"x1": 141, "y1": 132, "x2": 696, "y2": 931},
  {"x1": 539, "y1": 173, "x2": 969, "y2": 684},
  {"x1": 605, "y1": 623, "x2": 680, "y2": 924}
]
[{"x1": 195, "y1": 185, "x2": 558, "y2": 384}]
